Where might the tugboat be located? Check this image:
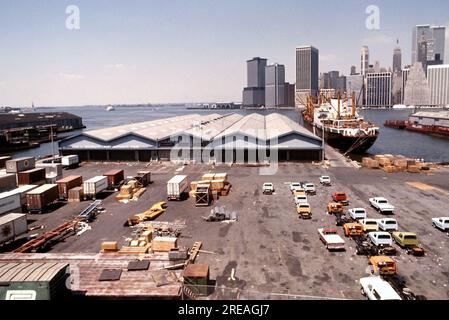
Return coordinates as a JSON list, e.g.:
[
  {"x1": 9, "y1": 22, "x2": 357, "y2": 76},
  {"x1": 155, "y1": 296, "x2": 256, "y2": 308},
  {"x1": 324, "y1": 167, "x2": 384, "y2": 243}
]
[{"x1": 302, "y1": 93, "x2": 380, "y2": 154}]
